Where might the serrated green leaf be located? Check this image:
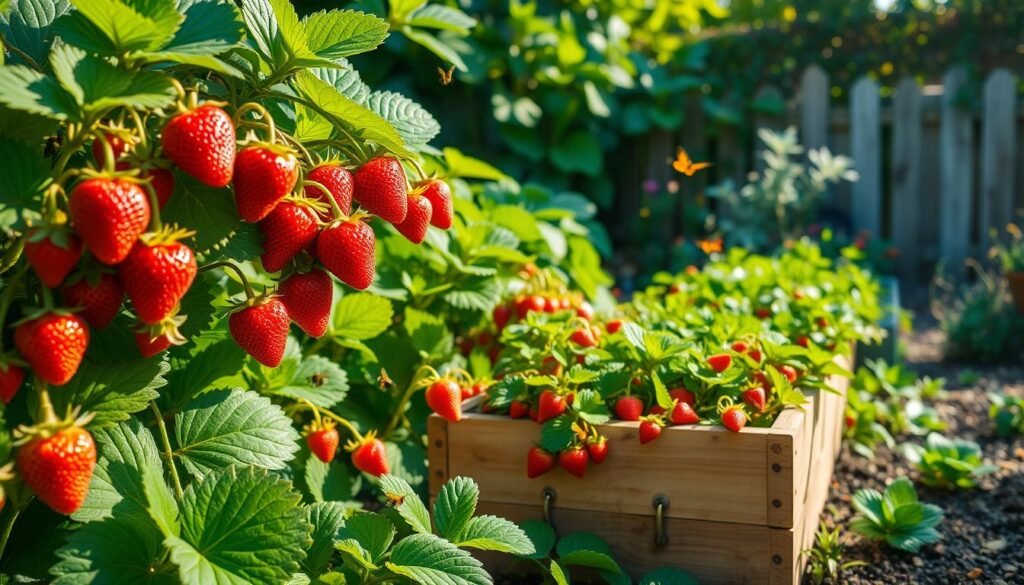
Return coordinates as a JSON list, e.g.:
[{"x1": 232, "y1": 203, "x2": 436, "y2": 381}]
[
  {"x1": 338, "y1": 513, "x2": 395, "y2": 564},
  {"x1": 556, "y1": 531, "x2": 611, "y2": 556},
  {"x1": 559, "y1": 550, "x2": 620, "y2": 573},
  {"x1": 163, "y1": 467, "x2": 312, "y2": 584},
  {"x1": 267, "y1": 356, "x2": 349, "y2": 408},
  {"x1": 1, "y1": 0, "x2": 71, "y2": 67},
  {"x1": 385, "y1": 533, "x2": 490, "y2": 585},
  {"x1": 550, "y1": 560, "x2": 570, "y2": 585},
  {"x1": 73, "y1": 419, "x2": 164, "y2": 524},
  {"x1": 305, "y1": 502, "x2": 348, "y2": 578},
  {"x1": 455, "y1": 515, "x2": 534, "y2": 555},
  {"x1": 407, "y1": 4, "x2": 475, "y2": 34},
  {"x1": 0, "y1": 138, "x2": 49, "y2": 223},
  {"x1": 51, "y1": 359, "x2": 168, "y2": 429},
  {"x1": 164, "y1": 338, "x2": 245, "y2": 409},
  {"x1": 0, "y1": 63, "x2": 76, "y2": 119},
  {"x1": 175, "y1": 388, "x2": 301, "y2": 478},
  {"x1": 572, "y1": 389, "x2": 609, "y2": 425},
  {"x1": 442, "y1": 147, "x2": 506, "y2": 181},
  {"x1": 519, "y1": 520, "x2": 555, "y2": 560},
  {"x1": 303, "y1": 9, "x2": 389, "y2": 59},
  {"x1": 540, "y1": 415, "x2": 574, "y2": 452},
  {"x1": 142, "y1": 464, "x2": 179, "y2": 538},
  {"x1": 400, "y1": 25, "x2": 466, "y2": 71},
  {"x1": 651, "y1": 370, "x2": 672, "y2": 410},
  {"x1": 377, "y1": 474, "x2": 431, "y2": 534},
  {"x1": 305, "y1": 457, "x2": 356, "y2": 503},
  {"x1": 404, "y1": 306, "x2": 452, "y2": 357},
  {"x1": 312, "y1": 64, "x2": 370, "y2": 103},
  {"x1": 58, "y1": 0, "x2": 181, "y2": 55},
  {"x1": 331, "y1": 292, "x2": 393, "y2": 340},
  {"x1": 49, "y1": 44, "x2": 174, "y2": 114},
  {"x1": 51, "y1": 514, "x2": 173, "y2": 585},
  {"x1": 443, "y1": 279, "x2": 500, "y2": 312},
  {"x1": 366, "y1": 90, "x2": 439, "y2": 146},
  {"x1": 433, "y1": 476, "x2": 478, "y2": 540}
]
